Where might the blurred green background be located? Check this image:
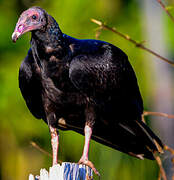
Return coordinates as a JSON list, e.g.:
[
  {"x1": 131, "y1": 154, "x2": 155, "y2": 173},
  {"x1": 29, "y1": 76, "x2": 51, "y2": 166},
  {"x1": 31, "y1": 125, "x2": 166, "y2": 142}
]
[{"x1": 1, "y1": 0, "x2": 174, "y2": 179}]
